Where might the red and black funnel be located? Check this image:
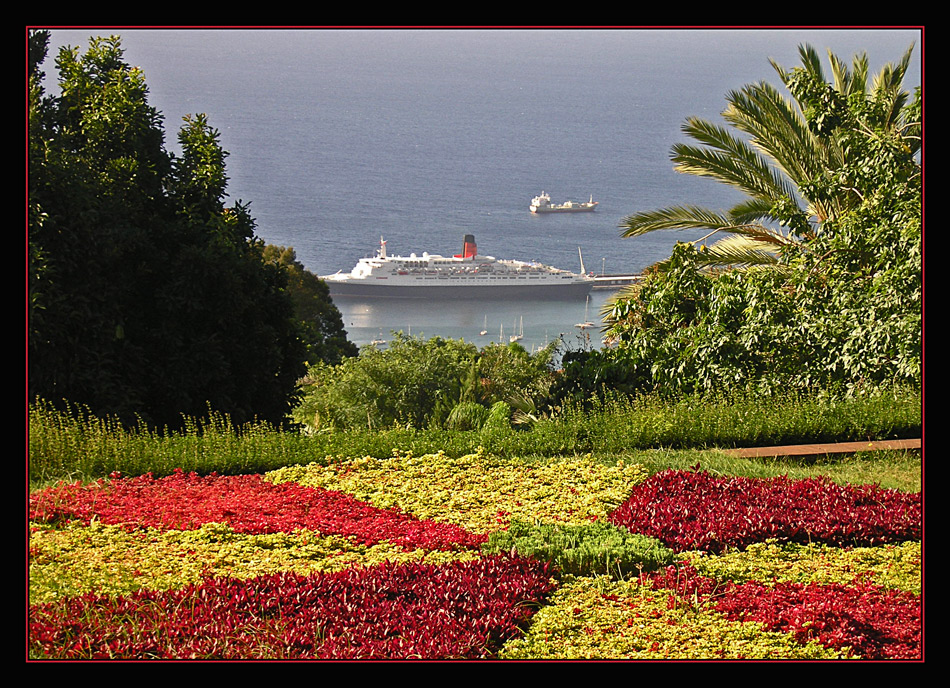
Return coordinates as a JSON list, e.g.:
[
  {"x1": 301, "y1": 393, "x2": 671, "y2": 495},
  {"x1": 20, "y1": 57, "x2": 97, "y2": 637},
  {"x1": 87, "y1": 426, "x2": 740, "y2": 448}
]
[{"x1": 455, "y1": 234, "x2": 477, "y2": 259}]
